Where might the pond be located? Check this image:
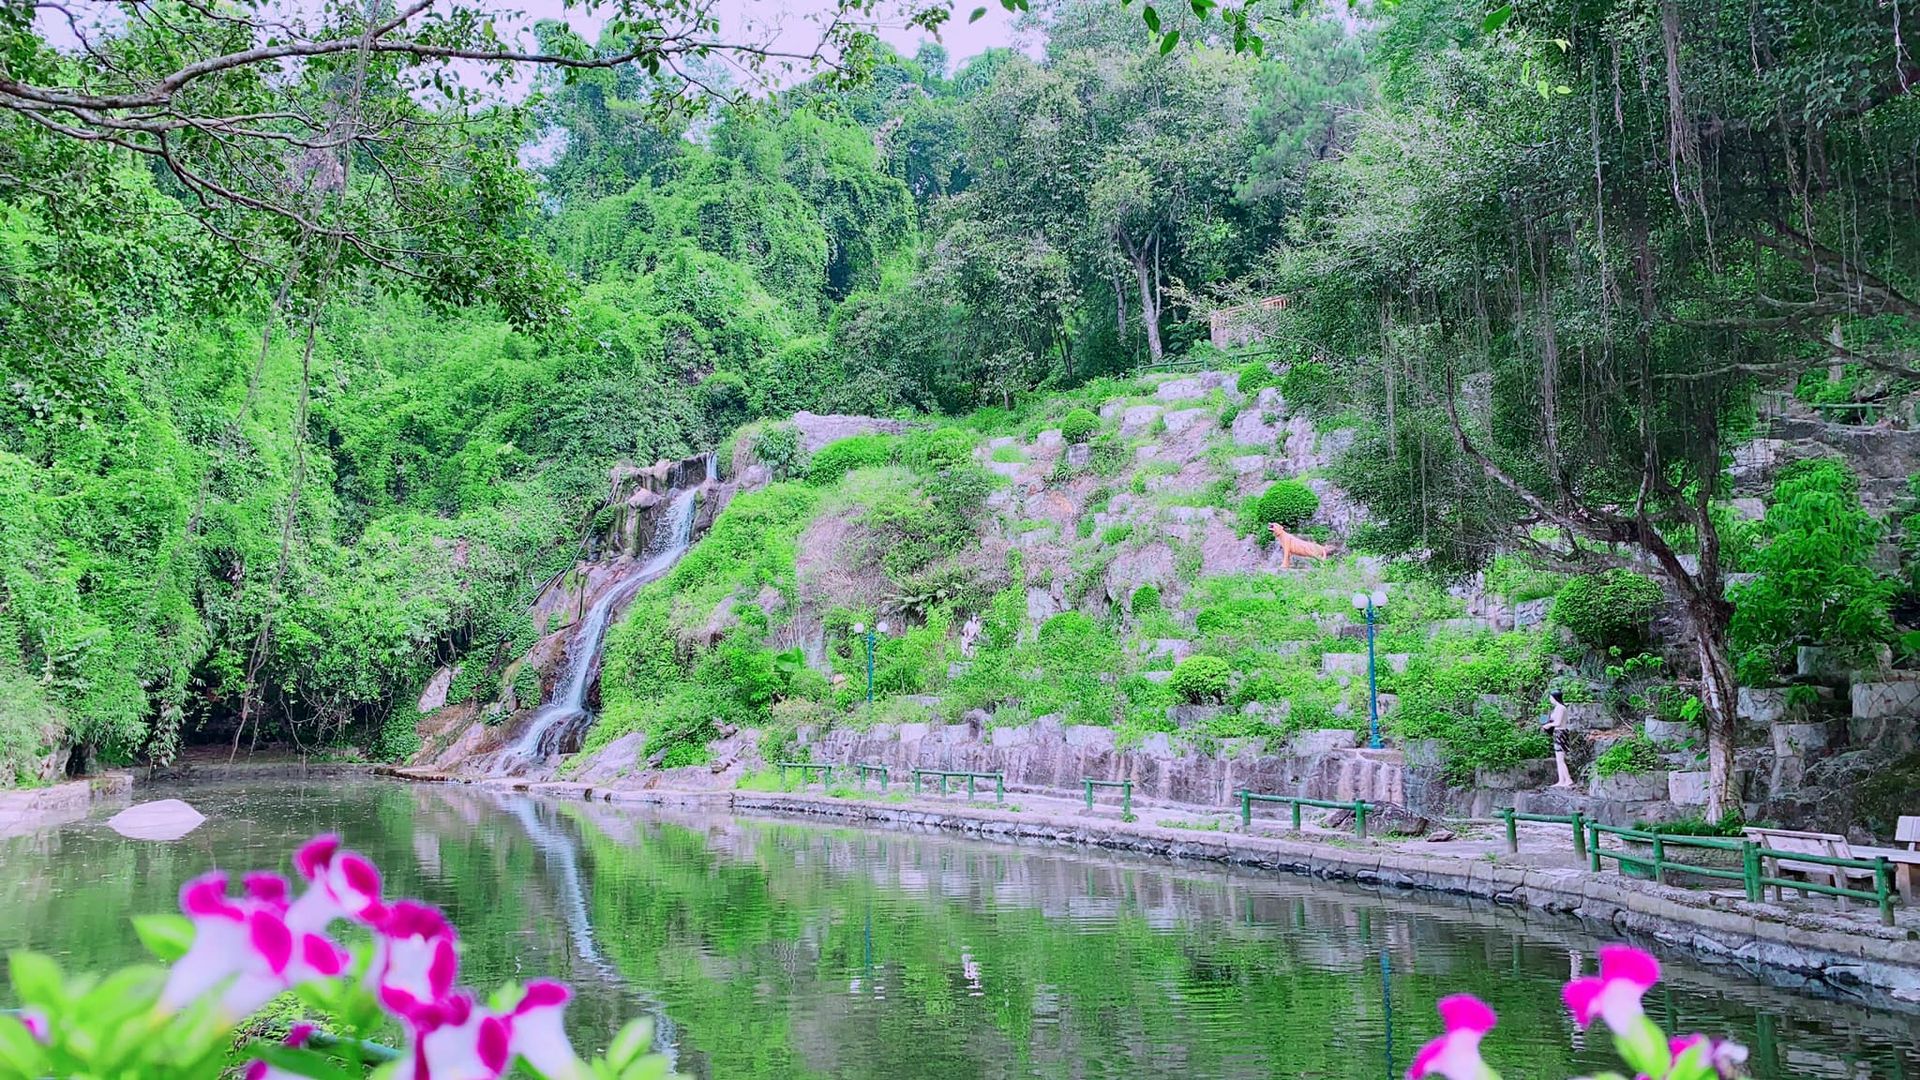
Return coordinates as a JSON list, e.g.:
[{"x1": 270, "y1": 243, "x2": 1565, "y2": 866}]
[{"x1": 2, "y1": 779, "x2": 1916, "y2": 1079}]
